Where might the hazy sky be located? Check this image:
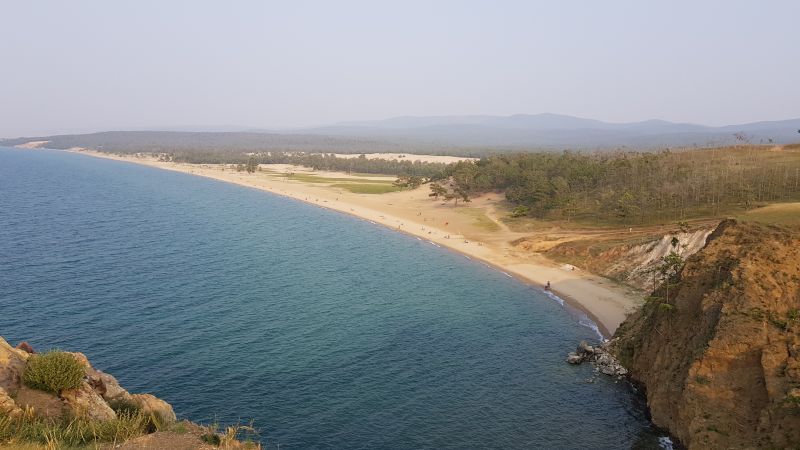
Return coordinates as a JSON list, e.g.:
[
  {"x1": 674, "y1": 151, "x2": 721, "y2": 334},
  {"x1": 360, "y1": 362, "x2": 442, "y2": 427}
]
[{"x1": 2, "y1": 0, "x2": 798, "y2": 137}]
